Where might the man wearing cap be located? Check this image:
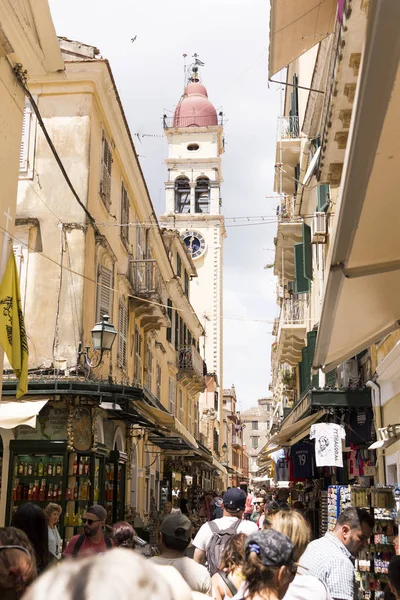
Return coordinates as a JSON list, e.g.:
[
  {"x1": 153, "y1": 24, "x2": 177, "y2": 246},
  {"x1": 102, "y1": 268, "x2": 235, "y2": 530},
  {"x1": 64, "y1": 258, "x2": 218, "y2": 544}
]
[
  {"x1": 63, "y1": 505, "x2": 113, "y2": 558},
  {"x1": 193, "y1": 488, "x2": 257, "y2": 566},
  {"x1": 150, "y1": 512, "x2": 212, "y2": 595}
]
